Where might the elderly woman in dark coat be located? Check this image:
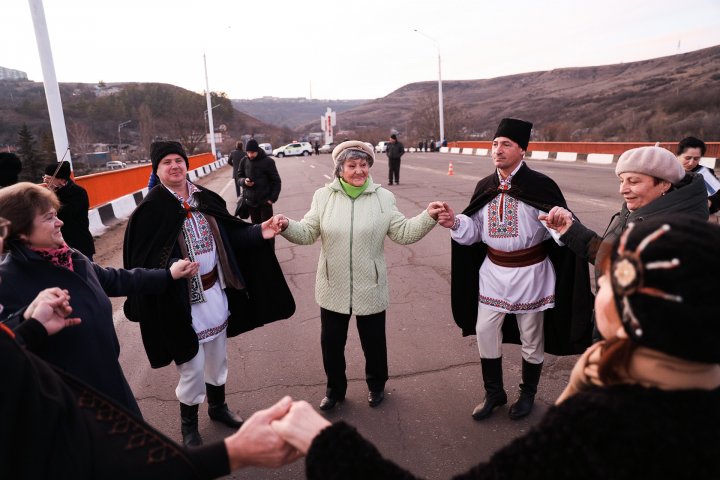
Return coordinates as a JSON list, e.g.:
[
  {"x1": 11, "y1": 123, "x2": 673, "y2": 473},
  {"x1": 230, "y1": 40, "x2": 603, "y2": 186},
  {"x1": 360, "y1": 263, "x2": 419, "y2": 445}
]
[
  {"x1": 269, "y1": 215, "x2": 720, "y2": 479},
  {"x1": 0, "y1": 182, "x2": 198, "y2": 416},
  {"x1": 542, "y1": 145, "x2": 708, "y2": 269}
]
